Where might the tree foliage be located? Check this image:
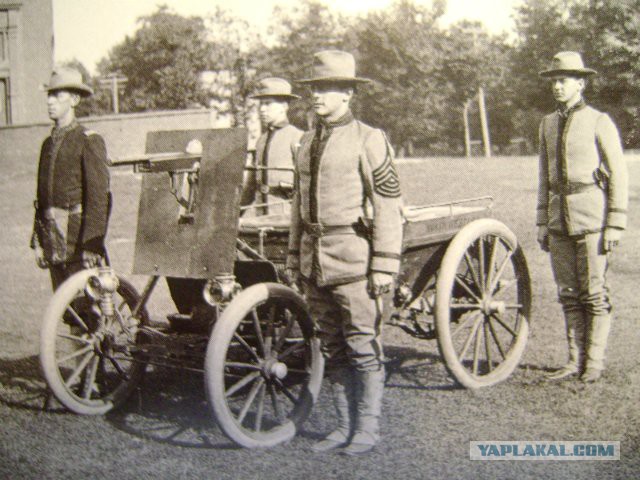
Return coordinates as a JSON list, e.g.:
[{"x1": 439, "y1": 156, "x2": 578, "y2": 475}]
[
  {"x1": 98, "y1": 5, "x2": 213, "y2": 111},
  {"x1": 82, "y1": 0, "x2": 640, "y2": 152},
  {"x1": 59, "y1": 59, "x2": 111, "y2": 117},
  {"x1": 511, "y1": 0, "x2": 640, "y2": 147},
  {"x1": 253, "y1": 0, "x2": 356, "y2": 128},
  {"x1": 355, "y1": 0, "x2": 446, "y2": 151}
]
